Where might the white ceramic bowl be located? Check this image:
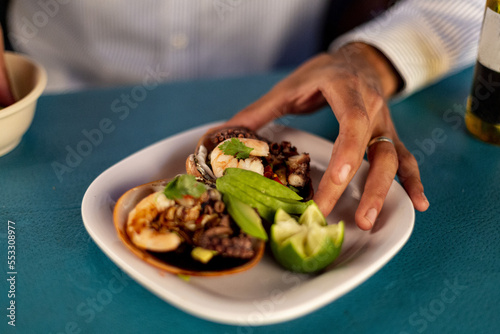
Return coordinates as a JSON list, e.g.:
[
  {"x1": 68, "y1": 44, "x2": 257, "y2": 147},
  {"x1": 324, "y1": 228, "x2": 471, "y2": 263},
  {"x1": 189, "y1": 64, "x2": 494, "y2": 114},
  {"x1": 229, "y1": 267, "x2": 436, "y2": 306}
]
[{"x1": 0, "y1": 51, "x2": 47, "y2": 156}]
